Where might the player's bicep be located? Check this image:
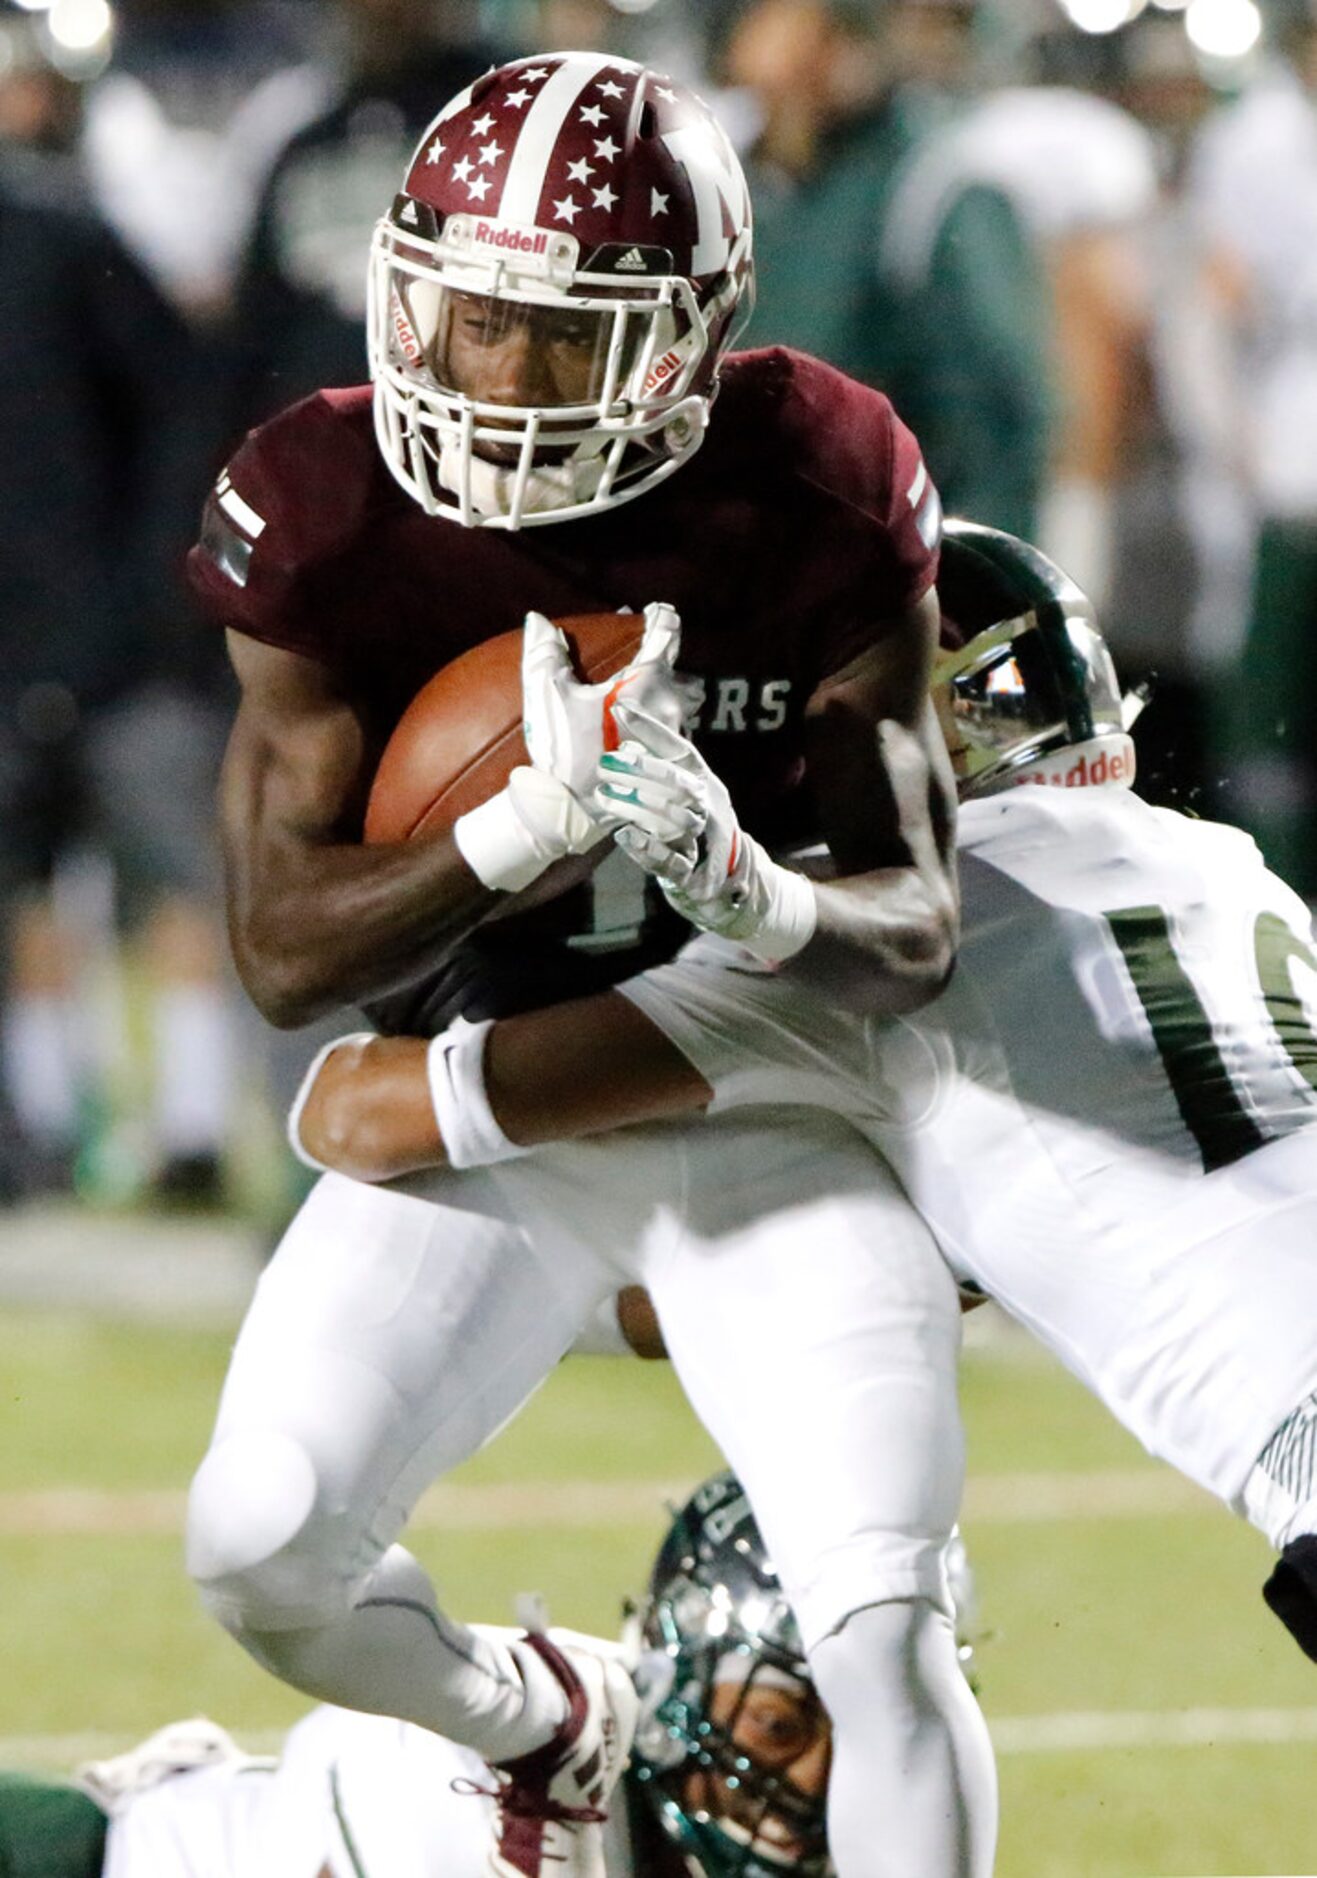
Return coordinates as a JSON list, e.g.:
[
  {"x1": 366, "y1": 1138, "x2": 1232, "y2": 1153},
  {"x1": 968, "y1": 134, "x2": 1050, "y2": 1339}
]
[{"x1": 220, "y1": 632, "x2": 376, "y2": 860}]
